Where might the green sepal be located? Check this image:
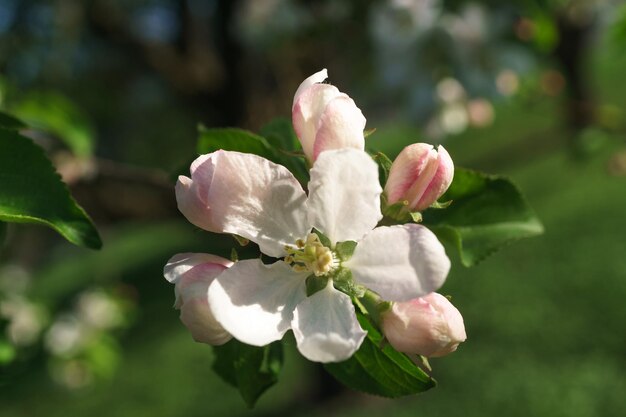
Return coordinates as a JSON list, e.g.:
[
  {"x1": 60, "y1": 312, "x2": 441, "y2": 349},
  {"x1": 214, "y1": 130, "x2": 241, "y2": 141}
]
[
  {"x1": 429, "y1": 200, "x2": 453, "y2": 209},
  {"x1": 409, "y1": 211, "x2": 423, "y2": 223},
  {"x1": 232, "y1": 234, "x2": 250, "y2": 246},
  {"x1": 230, "y1": 248, "x2": 239, "y2": 262},
  {"x1": 382, "y1": 198, "x2": 423, "y2": 224},
  {"x1": 382, "y1": 198, "x2": 410, "y2": 221},
  {"x1": 331, "y1": 268, "x2": 365, "y2": 298},
  {"x1": 306, "y1": 274, "x2": 328, "y2": 296},
  {"x1": 335, "y1": 240, "x2": 357, "y2": 261},
  {"x1": 311, "y1": 228, "x2": 332, "y2": 248},
  {"x1": 372, "y1": 151, "x2": 393, "y2": 187},
  {"x1": 324, "y1": 312, "x2": 436, "y2": 397},
  {"x1": 212, "y1": 340, "x2": 283, "y2": 408},
  {"x1": 364, "y1": 127, "x2": 377, "y2": 138}
]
